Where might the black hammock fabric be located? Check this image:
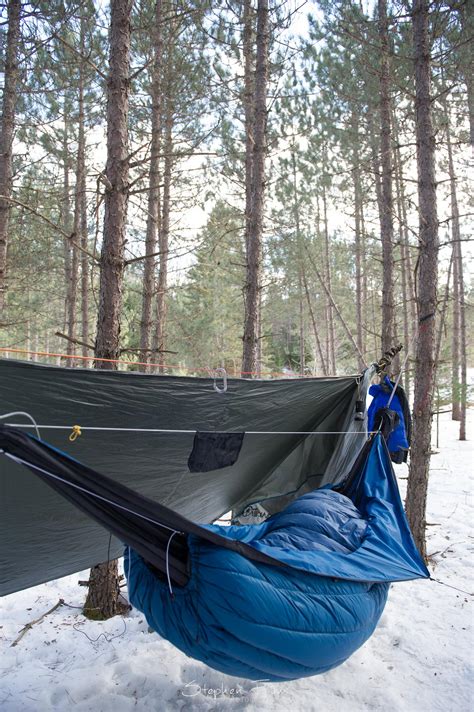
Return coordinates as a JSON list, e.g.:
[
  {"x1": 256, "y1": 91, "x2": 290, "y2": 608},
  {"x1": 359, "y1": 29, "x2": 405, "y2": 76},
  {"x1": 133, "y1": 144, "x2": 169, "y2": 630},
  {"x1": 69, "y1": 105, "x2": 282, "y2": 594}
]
[
  {"x1": 0, "y1": 426, "x2": 285, "y2": 588},
  {"x1": 0, "y1": 359, "x2": 374, "y2": 595}
]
